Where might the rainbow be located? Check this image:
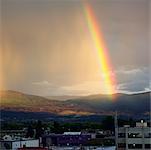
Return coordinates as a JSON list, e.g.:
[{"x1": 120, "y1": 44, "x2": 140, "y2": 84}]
[{"x1": 84, "y1": 2, "x2": 116, "y2": 95}]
